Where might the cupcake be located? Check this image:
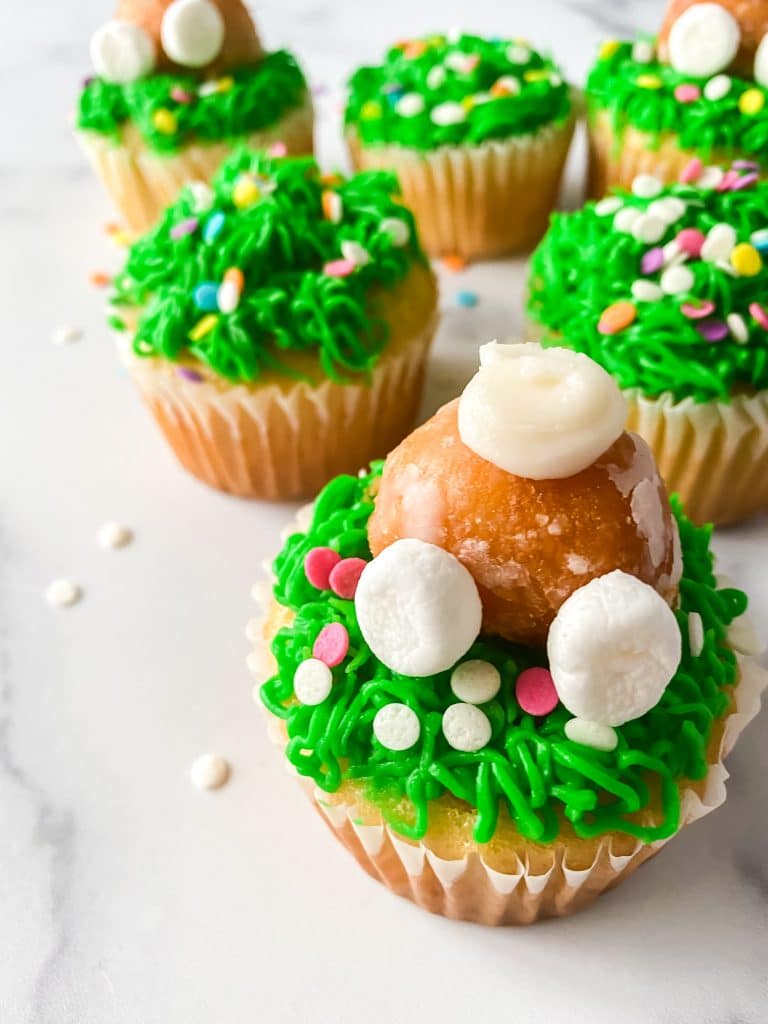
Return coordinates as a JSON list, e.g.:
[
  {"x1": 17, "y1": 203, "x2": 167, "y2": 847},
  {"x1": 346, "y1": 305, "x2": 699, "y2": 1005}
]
[
  {"x1": 587, "y1": 1, "x2": 768, "y2": 197},
  {"x1": 345, "y1": 33, "x2": 575, "y2": 260},
  {"x1": 77, "y1": 0, "x2": 313, "y2": 233},
  {"x1": 528, "y1": 166, "x2": 768, "y2": 526},
  {"x1": 249, "y1": 342, "x2": 765, "y2": 925},
  {"x1": 109, "y1": 148, "x2": 438, "y2": 499}
]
